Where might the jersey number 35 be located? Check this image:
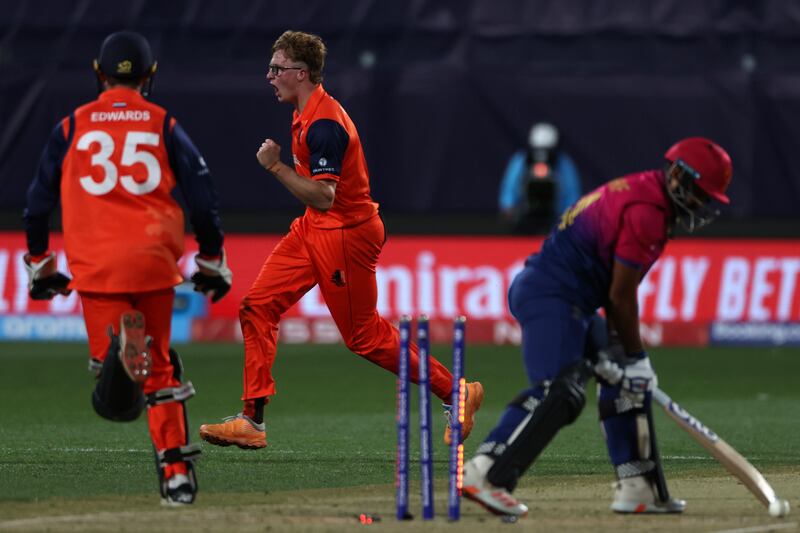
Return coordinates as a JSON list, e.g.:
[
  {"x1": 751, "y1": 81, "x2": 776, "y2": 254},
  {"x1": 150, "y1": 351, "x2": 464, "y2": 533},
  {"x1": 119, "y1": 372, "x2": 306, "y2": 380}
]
[{"x1": 76, "y1": 130, "x2": 161, "y2": 196}]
